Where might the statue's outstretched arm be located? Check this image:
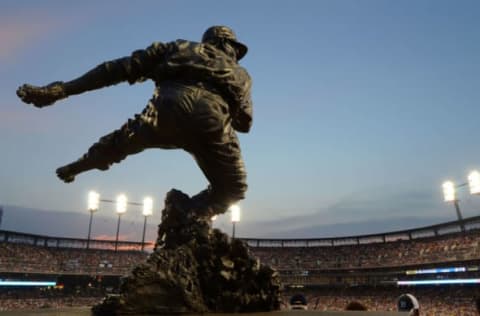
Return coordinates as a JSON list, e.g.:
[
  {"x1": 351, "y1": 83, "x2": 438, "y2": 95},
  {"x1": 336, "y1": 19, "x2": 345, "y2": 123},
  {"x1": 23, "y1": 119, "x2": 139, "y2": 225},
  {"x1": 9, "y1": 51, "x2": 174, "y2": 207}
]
[{"x1": 17, "y1": 42, "x2": 169, "y2": 108}]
